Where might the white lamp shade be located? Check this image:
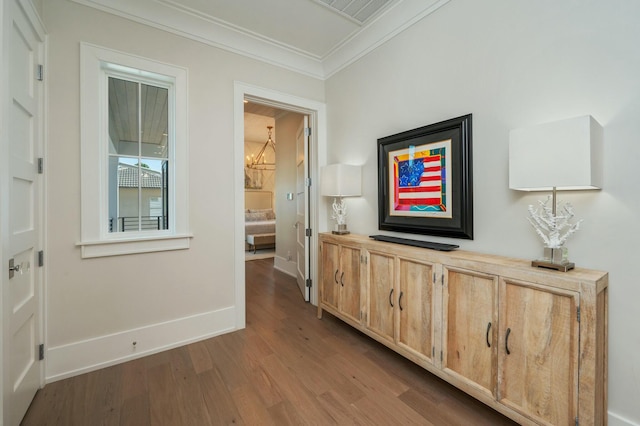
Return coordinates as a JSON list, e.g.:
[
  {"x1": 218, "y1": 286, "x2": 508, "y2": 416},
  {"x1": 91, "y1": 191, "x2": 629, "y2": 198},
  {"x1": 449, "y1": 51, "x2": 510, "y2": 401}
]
[
  {"x1": 320, "y1": 164, "x2": 362, "y2": 197},
  {"x1": 509, "y1": 115, "x2": 603, "y2": 191}
]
